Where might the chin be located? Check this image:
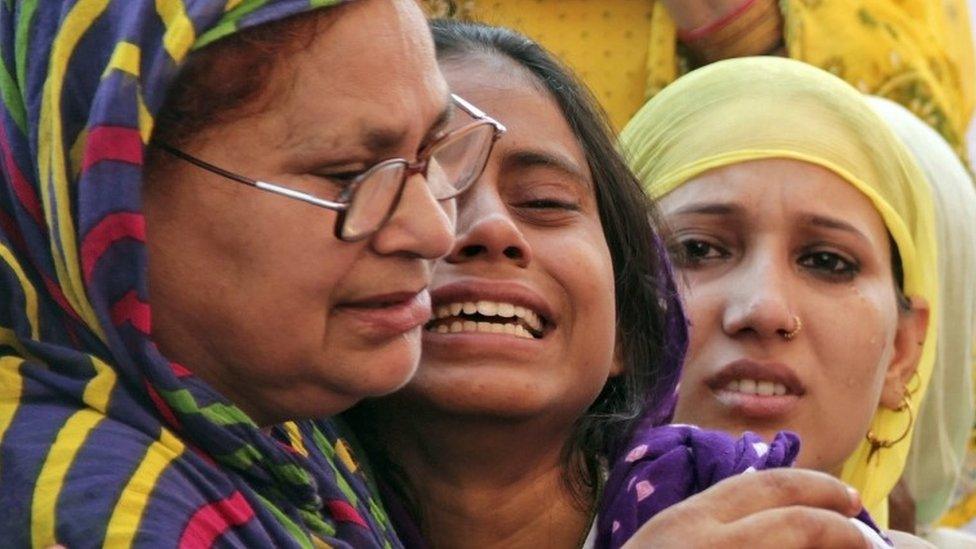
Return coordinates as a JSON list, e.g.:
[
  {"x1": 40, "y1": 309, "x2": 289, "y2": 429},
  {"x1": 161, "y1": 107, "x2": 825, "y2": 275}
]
[
  {"x1": 404, "y1": 367, "x2": 584, "y2": 421},
  {"x1": 352, "y1": 347, "x2": 422, "y2": 398}
]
